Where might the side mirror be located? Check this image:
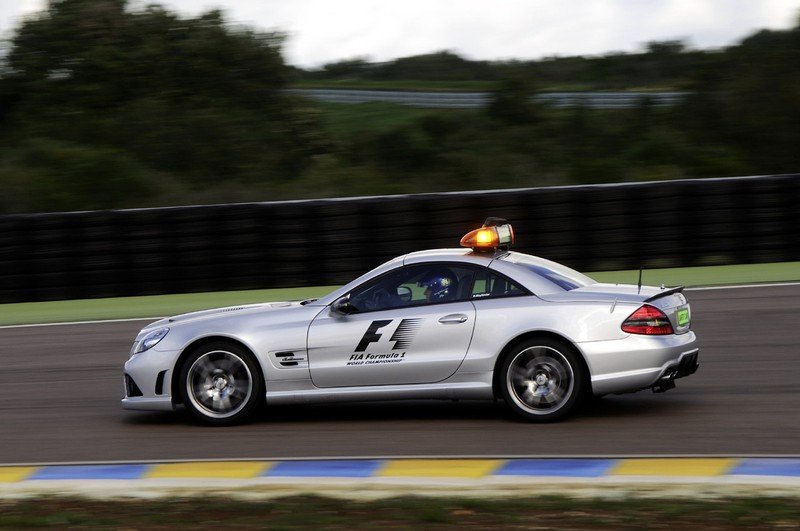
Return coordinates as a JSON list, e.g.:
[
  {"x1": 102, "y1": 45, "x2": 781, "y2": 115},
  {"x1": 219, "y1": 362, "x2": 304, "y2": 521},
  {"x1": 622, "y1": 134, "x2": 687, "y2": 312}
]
[{"x1": 331, "y1": 294, "x2": 354, "y2": 315}]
